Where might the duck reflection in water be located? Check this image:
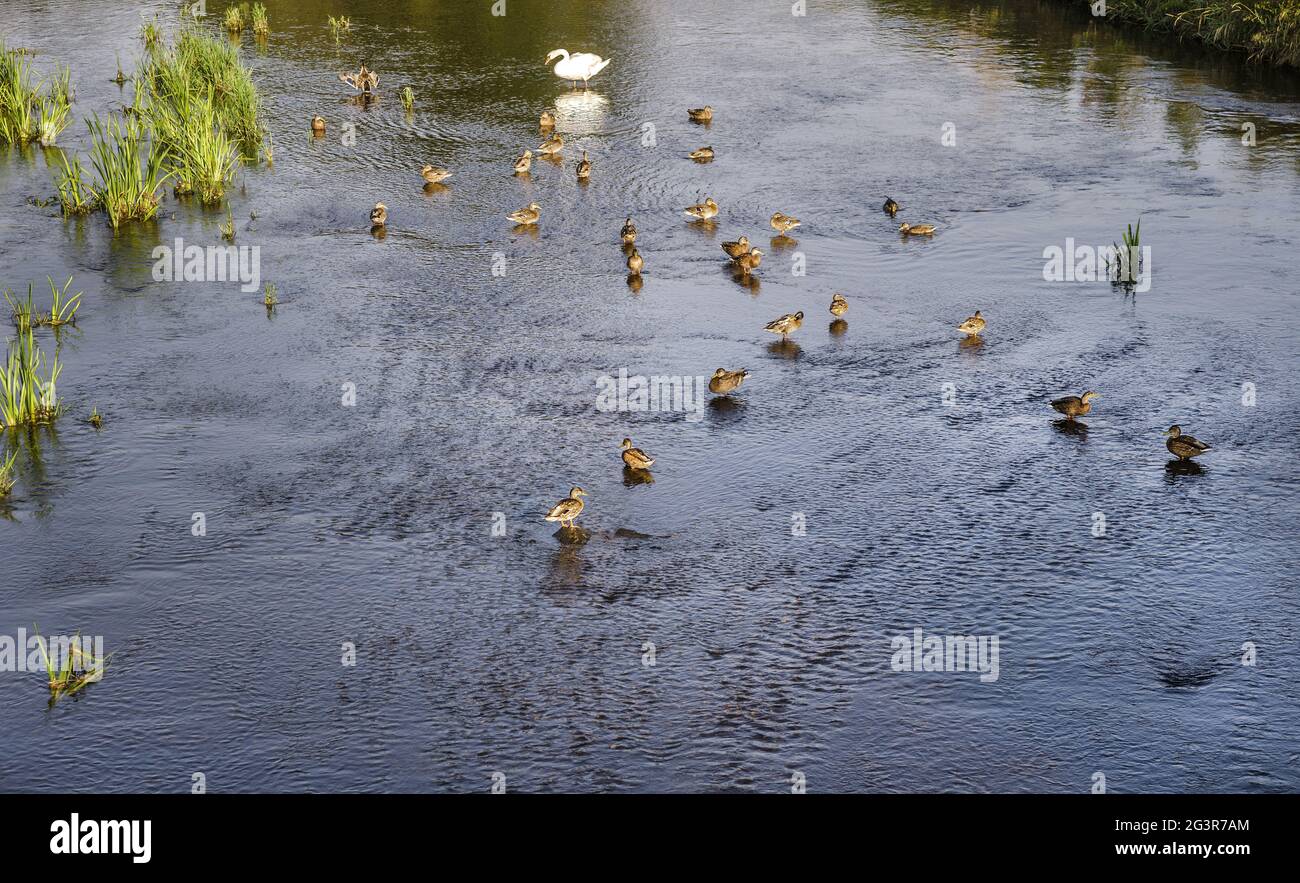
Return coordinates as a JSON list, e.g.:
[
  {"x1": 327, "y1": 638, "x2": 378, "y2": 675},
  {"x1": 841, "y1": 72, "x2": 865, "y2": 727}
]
[
  {"x1": 626, "y1": 273, "x2": 644, "y2": 293},
  {"x1": 959, "y1": 334, "x2": 984, "y2": 351},
  {"x1": 769, "y1": 234, "x2": 798, "y2": 252},
  {"x1": 829, "y1": 318, "x2": 848, "y2": 337},
  {"x1": 767, "y1": 339, "x2": 802, "y2": 360},
  {"x1": 1052, "y1": 418, "x2": 1088, "y2": 437},
  {"x1": 1165, "y1": 458, "x2": 1205, "y2": 477},
  {"x1": 622, "y1": 465, "x2": 655, "y2": 487}
]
